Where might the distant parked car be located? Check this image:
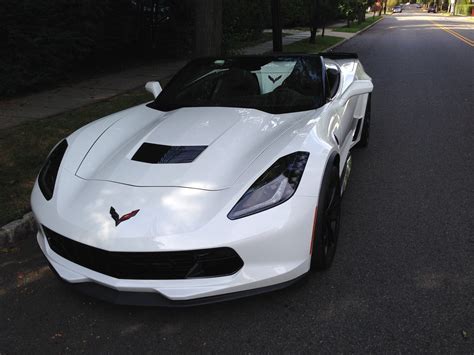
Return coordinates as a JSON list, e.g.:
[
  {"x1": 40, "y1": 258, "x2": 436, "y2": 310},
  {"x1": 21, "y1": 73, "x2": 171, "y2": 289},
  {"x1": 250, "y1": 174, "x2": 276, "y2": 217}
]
[
  {"x1": 393, "y1": 5, "x2": 403, "y2": 13},
  {"x1": 416, "y1": 4, "x2": 422, "y2": 8},
  {"x1": 428, "y1": 4, "x2": 437, "y2": 12}
]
